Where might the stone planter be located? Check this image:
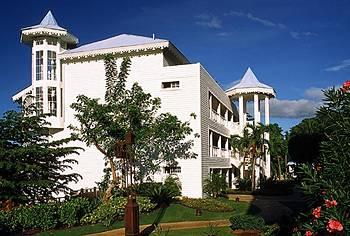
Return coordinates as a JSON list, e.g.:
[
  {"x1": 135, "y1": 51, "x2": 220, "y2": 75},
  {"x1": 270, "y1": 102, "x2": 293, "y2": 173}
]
[{"x1": 231, "y1": 229, "x2": 261, "y2": 236}]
